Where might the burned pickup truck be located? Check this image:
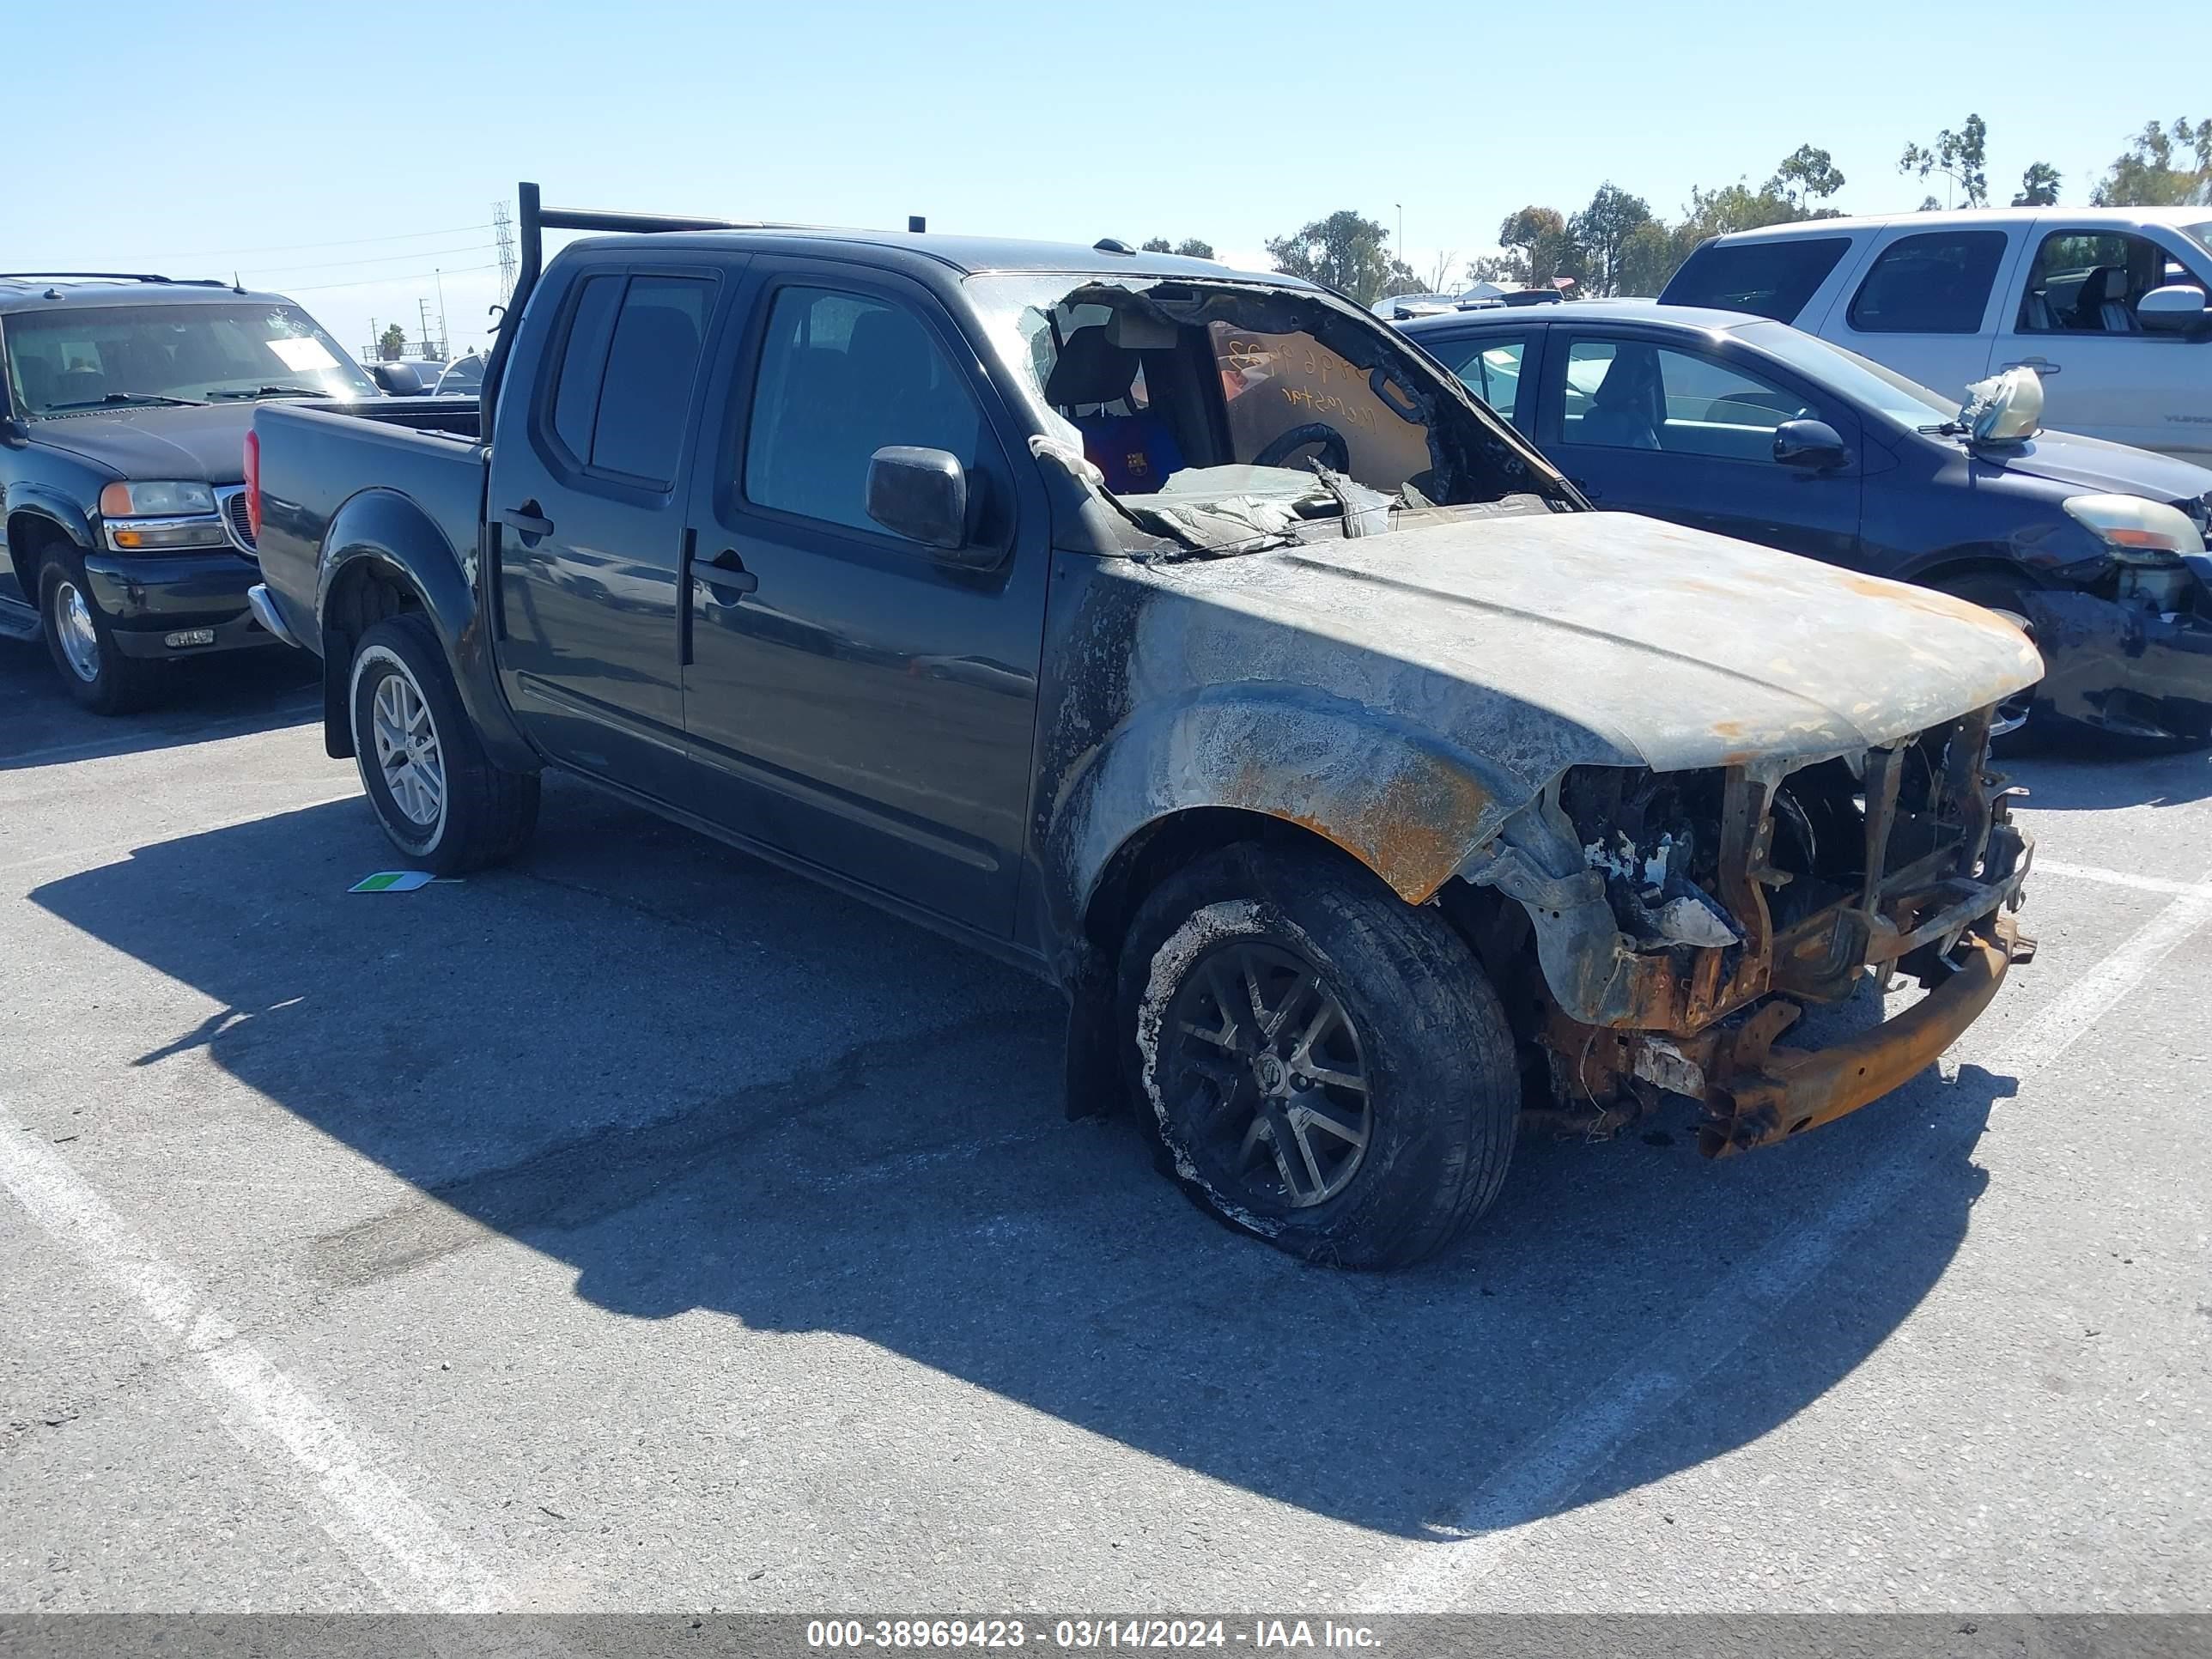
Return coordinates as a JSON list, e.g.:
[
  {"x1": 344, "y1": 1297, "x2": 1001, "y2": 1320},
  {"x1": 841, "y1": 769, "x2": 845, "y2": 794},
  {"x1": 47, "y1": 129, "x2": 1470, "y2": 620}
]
[{"x1": 246, "y1": 186, "x2": 2040, "y2": 1267}]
